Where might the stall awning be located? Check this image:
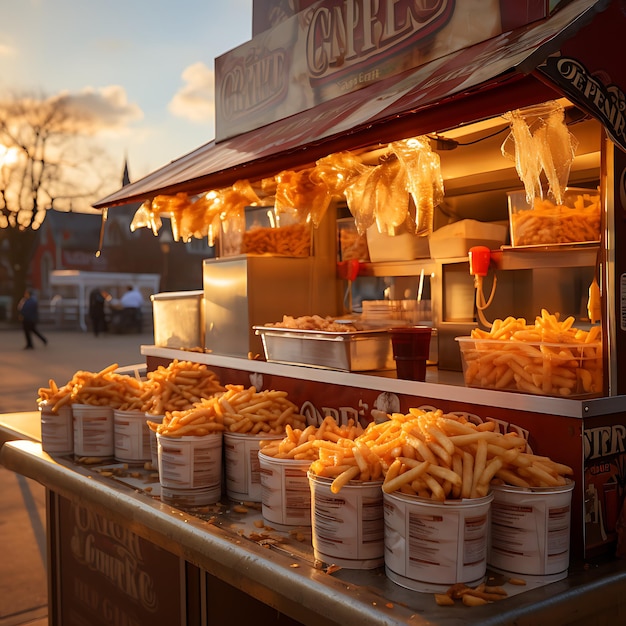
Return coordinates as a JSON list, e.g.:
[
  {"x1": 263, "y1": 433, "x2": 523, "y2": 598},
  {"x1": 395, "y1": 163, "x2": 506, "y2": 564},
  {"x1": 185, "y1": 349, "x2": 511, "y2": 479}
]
[{"x1": 94, "y1": 0, "x2": 618, "y2": 210}]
